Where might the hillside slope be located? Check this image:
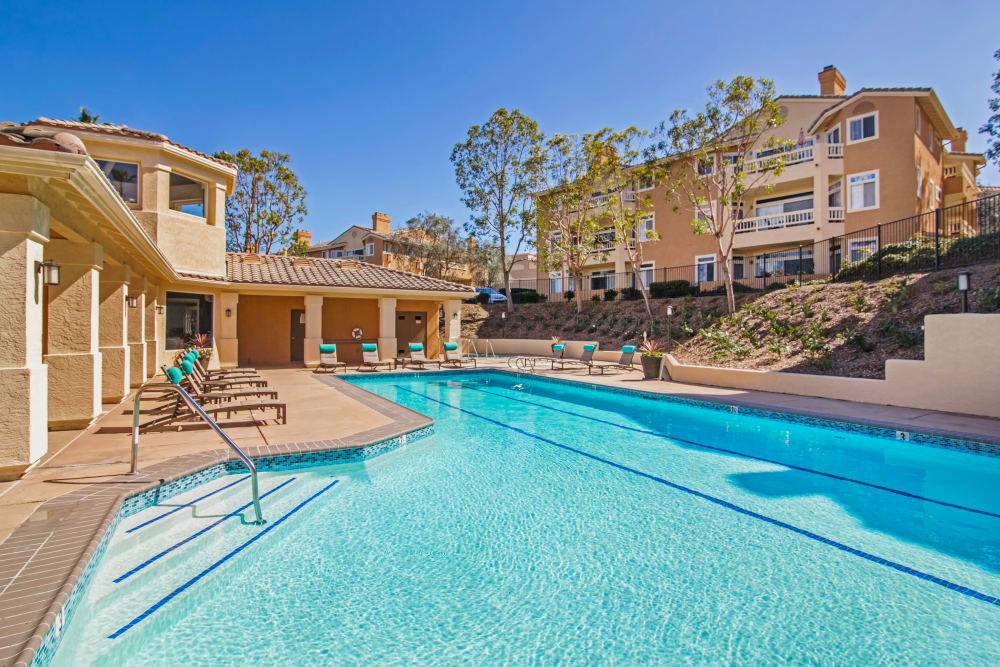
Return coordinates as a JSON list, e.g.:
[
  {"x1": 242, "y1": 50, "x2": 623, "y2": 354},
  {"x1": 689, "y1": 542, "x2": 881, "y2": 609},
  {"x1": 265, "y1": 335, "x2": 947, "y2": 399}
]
[{"x1": 462, "y1": 262, "x2": 1000, "y2": 379}]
